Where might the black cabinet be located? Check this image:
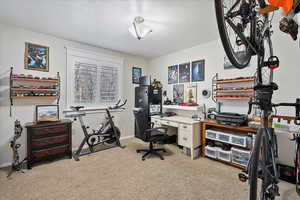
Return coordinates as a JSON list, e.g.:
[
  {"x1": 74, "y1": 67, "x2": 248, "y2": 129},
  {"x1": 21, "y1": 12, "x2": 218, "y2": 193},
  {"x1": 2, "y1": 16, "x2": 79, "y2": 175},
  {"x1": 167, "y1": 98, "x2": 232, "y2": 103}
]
[
  {"x1": 25, "y1": 119, "x2": 72, "y2": 169},
  {"x1": 135, "y1": 86, "x2": 162, "y2": 136}
]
